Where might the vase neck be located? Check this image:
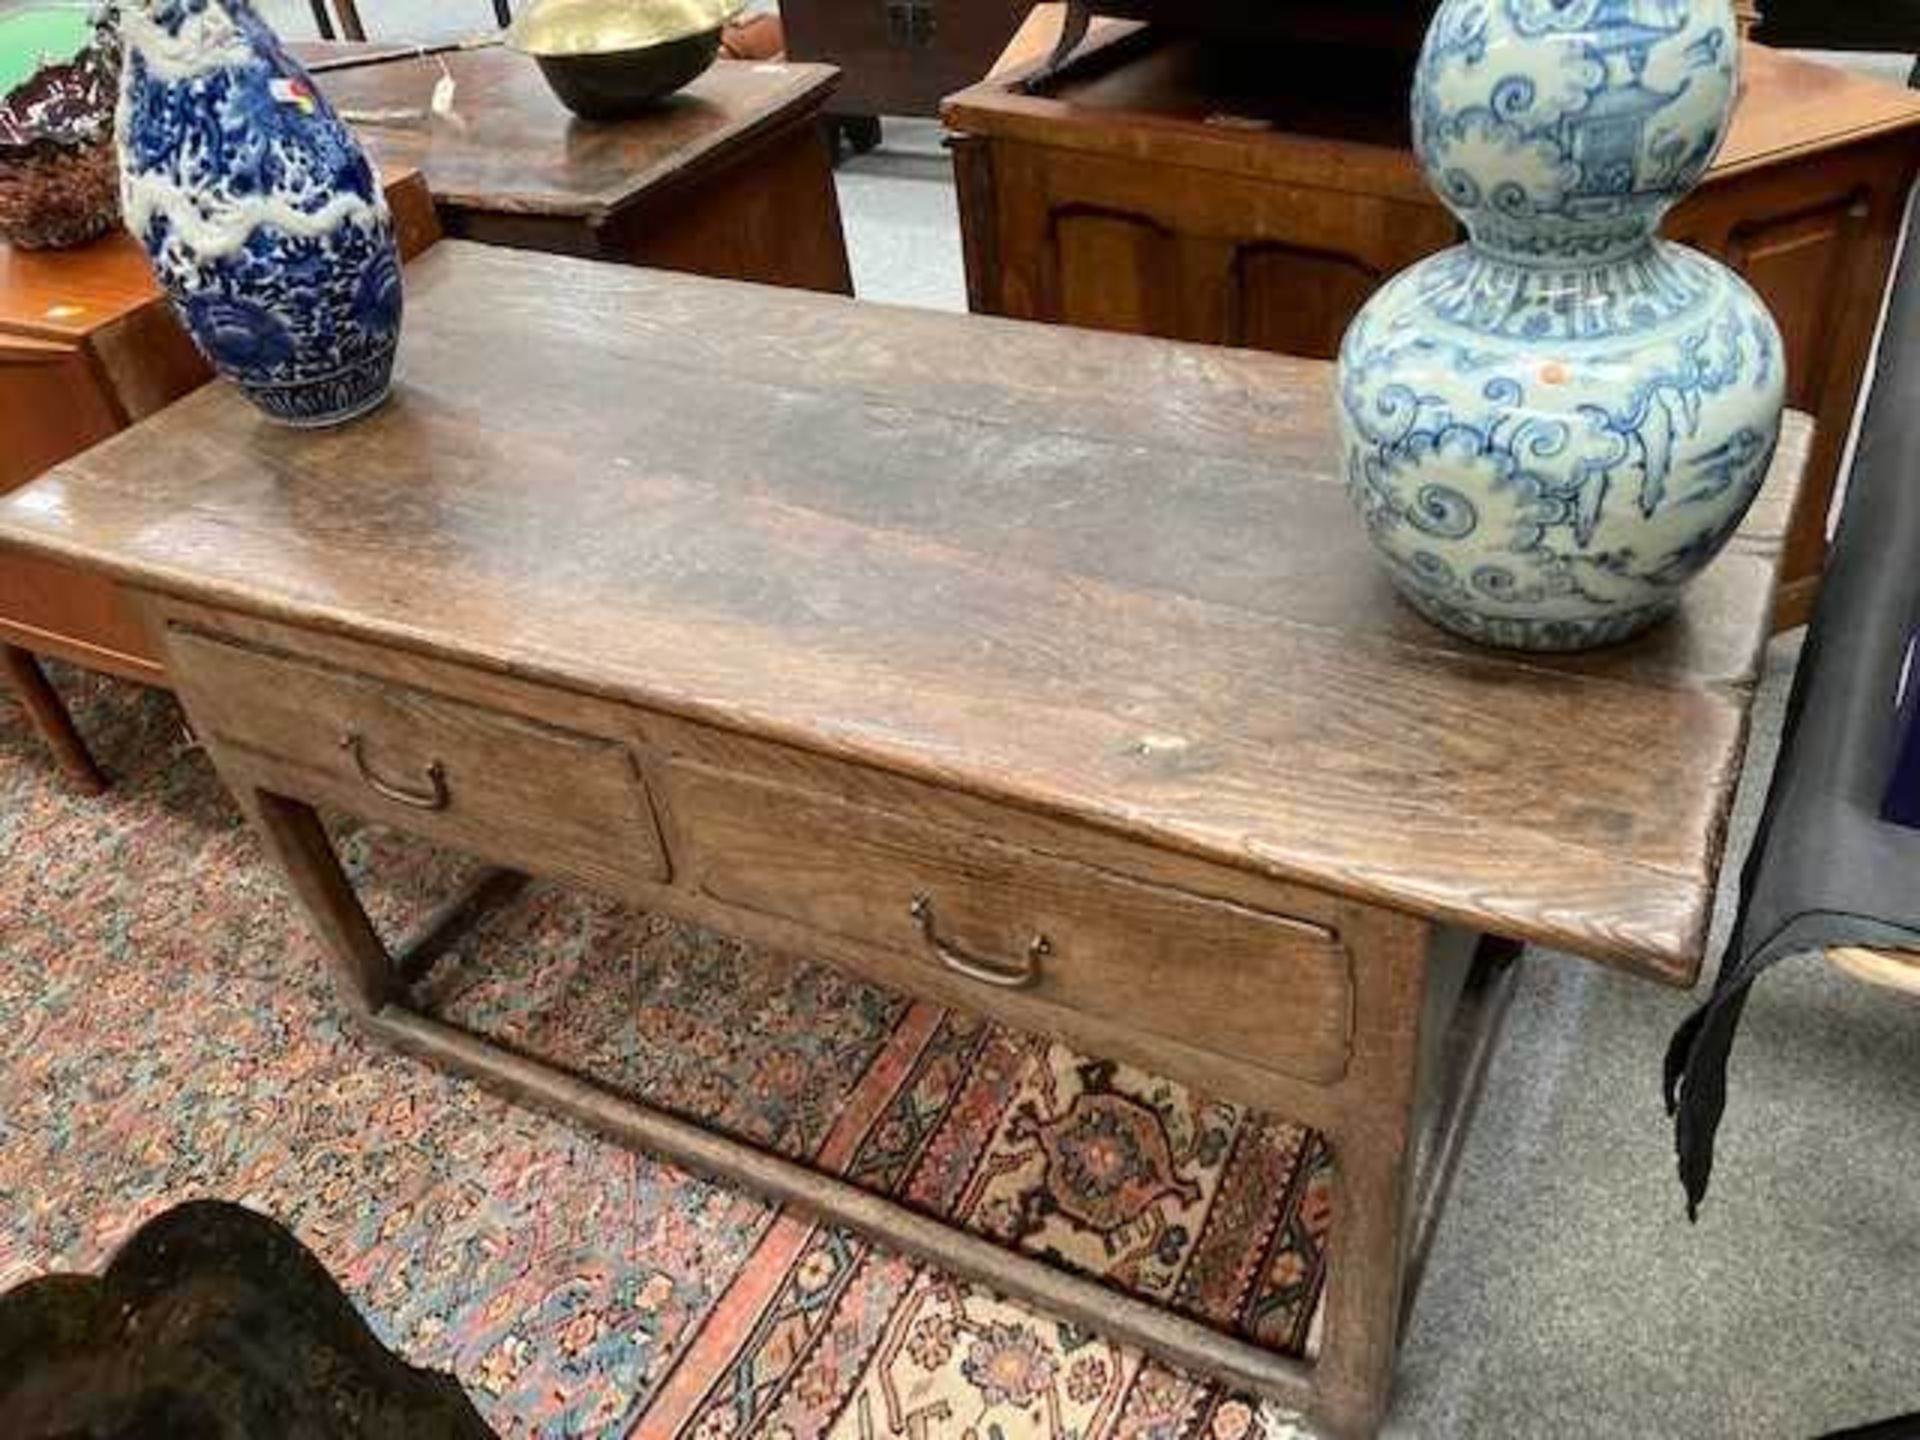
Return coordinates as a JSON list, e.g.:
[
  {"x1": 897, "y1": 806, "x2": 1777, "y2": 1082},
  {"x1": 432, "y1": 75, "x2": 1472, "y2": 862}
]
[
  {"x1": 1418, "y1": 237, "x2": 1718, "y2": 343},
  {"x1": 1466, "y1": 216, "x2": 1663, "y2": 270},
  {"x1": 117, "y1": 0, "x2": 277, "y2": 83}
]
